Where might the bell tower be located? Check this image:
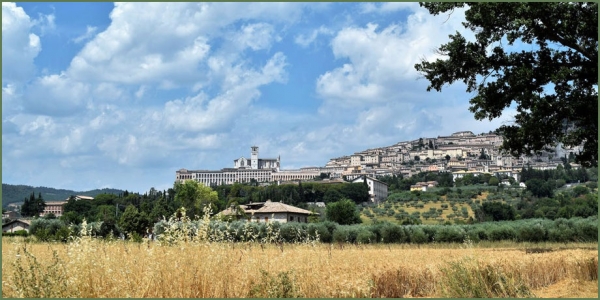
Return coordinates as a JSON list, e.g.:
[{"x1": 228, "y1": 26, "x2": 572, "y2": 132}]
[{"x1": 251, "y1": 146, "x2": 258, "y2": 169}]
